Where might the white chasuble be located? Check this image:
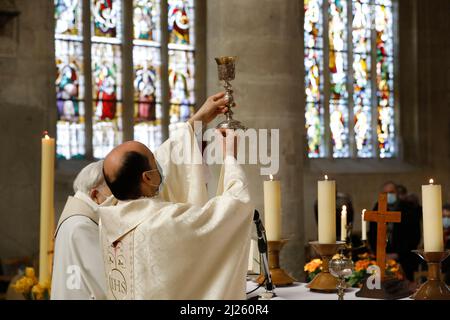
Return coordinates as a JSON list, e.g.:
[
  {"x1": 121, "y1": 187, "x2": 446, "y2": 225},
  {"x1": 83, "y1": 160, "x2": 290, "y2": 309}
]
[
  {"x1": 51, "y1": 192, "x2": 107, "y2": 300},
  {"x1": 99, "y1": 123, "x2": 254, "y2": 300}
]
